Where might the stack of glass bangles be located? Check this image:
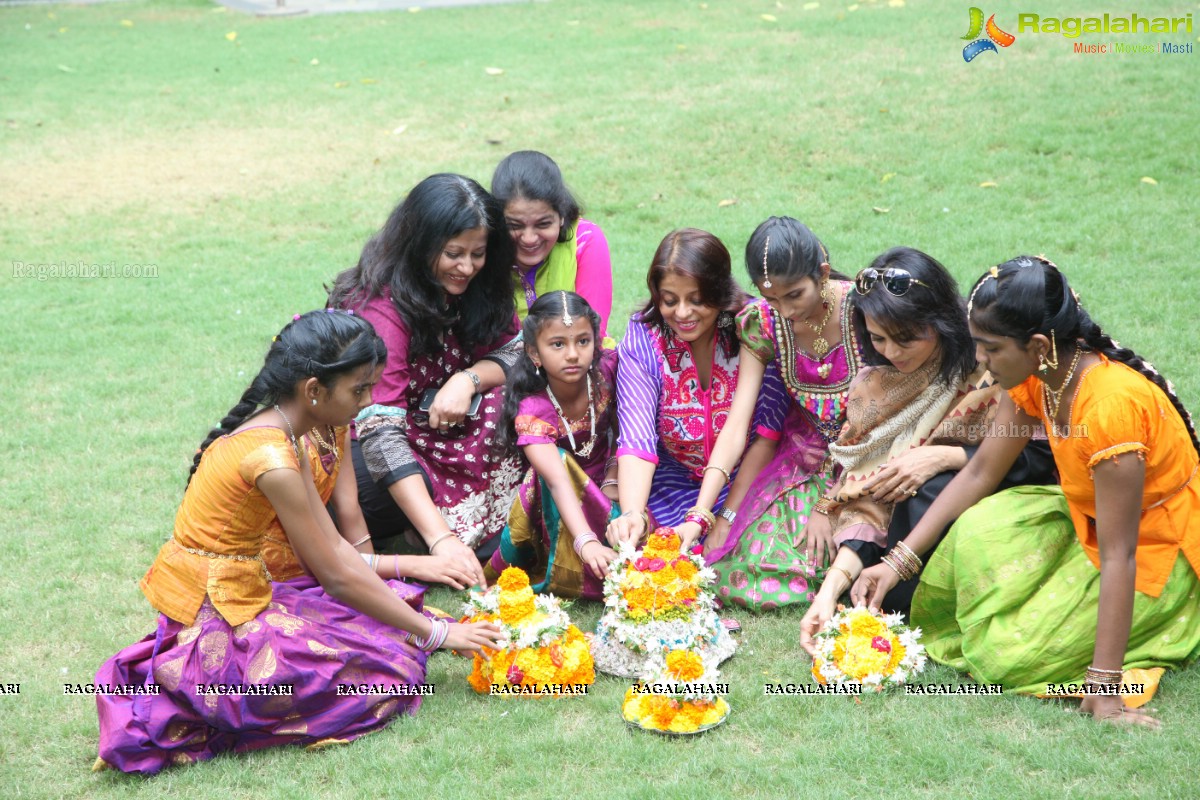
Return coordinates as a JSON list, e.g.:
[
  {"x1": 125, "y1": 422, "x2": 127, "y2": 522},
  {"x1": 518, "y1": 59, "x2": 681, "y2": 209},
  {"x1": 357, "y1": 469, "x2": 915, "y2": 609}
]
[
  {"x1": 1084, "y1": 666, "x2": 1123, "y2": 691},
  {"x1": 407, "y1": 617, "x2": 450, "y2": 652},
  {"x1": 881, "y1": 541, "x2": 922, "y2": 581},
  {"x1": 573, "y1": 531, "x2": 601, "y2": 556},
  {"x1": 684, "y1": 506, "x2": 717, "y2": 536}
]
